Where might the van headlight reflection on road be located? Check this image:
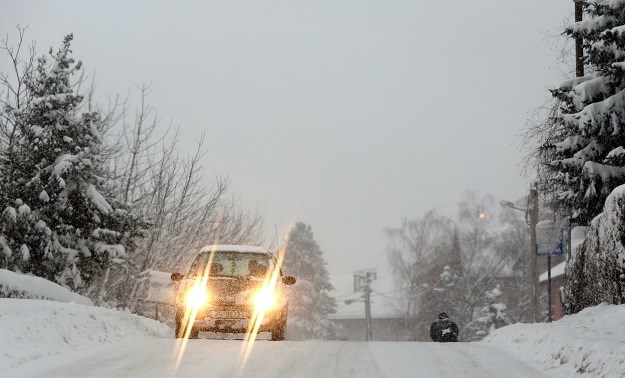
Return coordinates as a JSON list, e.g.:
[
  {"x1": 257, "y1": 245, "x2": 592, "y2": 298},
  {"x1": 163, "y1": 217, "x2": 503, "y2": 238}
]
[
  {"x1": 185, "y1": 285, "x2": 209, "y2": 309},
  {"x1": 254, "y1": 287, "x2": 277, "y2": 310}
]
